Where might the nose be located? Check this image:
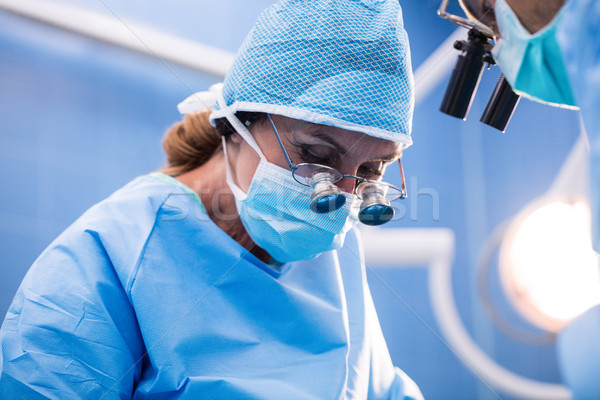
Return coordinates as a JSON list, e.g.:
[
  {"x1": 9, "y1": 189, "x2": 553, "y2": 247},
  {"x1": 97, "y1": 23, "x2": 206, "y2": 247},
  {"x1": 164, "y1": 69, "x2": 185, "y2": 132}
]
[{"x1": 336, "y1": 176, "x2": 357, "y2": 194}]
